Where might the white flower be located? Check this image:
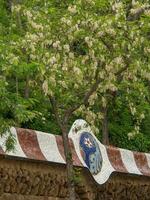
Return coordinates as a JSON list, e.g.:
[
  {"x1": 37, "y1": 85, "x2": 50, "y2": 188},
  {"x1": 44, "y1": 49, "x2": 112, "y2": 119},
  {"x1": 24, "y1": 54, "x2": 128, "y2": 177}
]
[
  {"x1": 44, "y1": 40, "x2": 52, "y2": 46},
  {"x1": 89, "y1": 50, "x2": 95, "y2": 58},
  {"x1": 93, "y1": 22, "x2": 99, "y2": 30},
  {"x1": 30, "y1": 44, "x2": 35, "y2": 52},
  {"x1": 63, "y1": 44, "x2": 70, "y2": 52},
  {"x1": 85, "y1": 0, "x2": 95, "y2": 4},
  {"x1": 30, "y1": 54, "x2": 36, "y2": 60},
  {"x1": 42, "y1": 80, "x2": 48, "y2": 95},
  {"x1": 45, "y1": 52, "x2": 49, "y2": 58},
  {"x1": 66, "y1": 19, "x2": 72, "y2": 26},
  {"x1": 69, "y1": 52, "x2": 74, "y2": 59},
  {"x1": 145, "y1": 10, "x2": 150, "y2": 16},
  {"x1": 130, "y1": 107, "x2": 136, "y2": 116},
  {"x1": 50, "y1": 56, "x2": 57, "y2": 65},
  {"x1": 60, "y1": 81, "x2": 67, "y2": 88},
  {"x1": 107, "y1": 28, "x2": 116, "y2": 36},
  {"x1": 128, "y1": 132, "x2": 135, "y2": 140},
  {"x1": 12, "y1": 5, "x2": 21, "y2": 13},
  {"x1": 112, "y1": 2, "x2": 123, "y2": 11},
  {"x1": 26, "y1": 33, "x2": 38, "y2": 42},
  {"x1": 102, "y1": 97, "x2": 107, "y2": 107},
  {"x1": 135, "y1": 125, "x2": 140, "y2": 132},
  {"x1": 97, "y1": 31, "x2": 104, "y2": 37},
  {"x1": 114, "y1": 56, "x2": 123, "y2": 65},
  {"x1": 30, "y1": 22, "x2": 43, "y2": 31},
  {"x1": 38, "y1": 33, "x2": 43, "y2": 38},
  {"x1": 10, "y1": 56, "x2": 19, "y2": 65},
  {"x1": 86, "y1": 39, "x2": 93, "y2": 48},
  {"x1": 88, "y1": 92, "x2": 97, "y2": 105},
  {"x1": 74, "y1": 83, "x2": 79, "y2": 89},
  {"x1": 144, "y1": 47, "x2": 150, "y2": 53},
  {"x1": 73, "y1": 67, "x2": 81, "y2": 75},
  {"x1": 85, "y1": 37, "x2": 90, "y2": 43},
  {"x1": 26, "y1": 10, "x2": 32, "y2": 18},
  {"x1": 140, "y1": 113, "x2": 145, "y2": 120},
  {"x1": 106, "y1": 64, "x2": 113, "y2": 72},
  {"x1": 131, "y1": 0, "x2": 136, "y2": 6},
  {"x1": 68, "y1": 5, "x2": 77, "y2": 14},
  {"x1": 49, "y1": 77, "x2": 56, "y2": 86},
  {"x1": 53, "y1": 41, "x2": 60, "y2": 48},
  {"x1": 93, "y1": 61, "x2": 98, "y2": 68}
]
